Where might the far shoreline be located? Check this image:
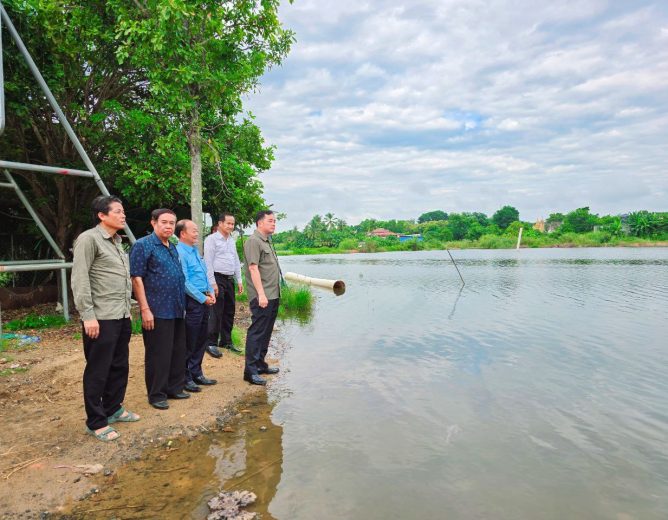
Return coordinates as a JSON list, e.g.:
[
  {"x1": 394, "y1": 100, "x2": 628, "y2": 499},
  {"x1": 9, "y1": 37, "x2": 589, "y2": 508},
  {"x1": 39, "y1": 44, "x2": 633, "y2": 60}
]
[{"x1": 276, "y1": 241, "x2": 668, "y2": 256}]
